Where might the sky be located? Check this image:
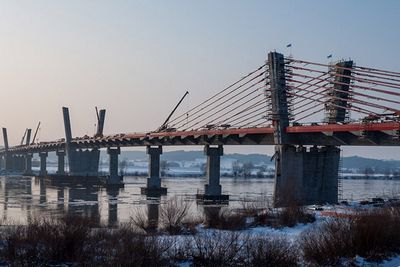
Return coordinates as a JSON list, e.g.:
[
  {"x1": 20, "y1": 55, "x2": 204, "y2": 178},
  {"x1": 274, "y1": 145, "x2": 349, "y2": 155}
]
[{"x1": 0, "y1": 0, "x2": 399, "y2": 159}]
